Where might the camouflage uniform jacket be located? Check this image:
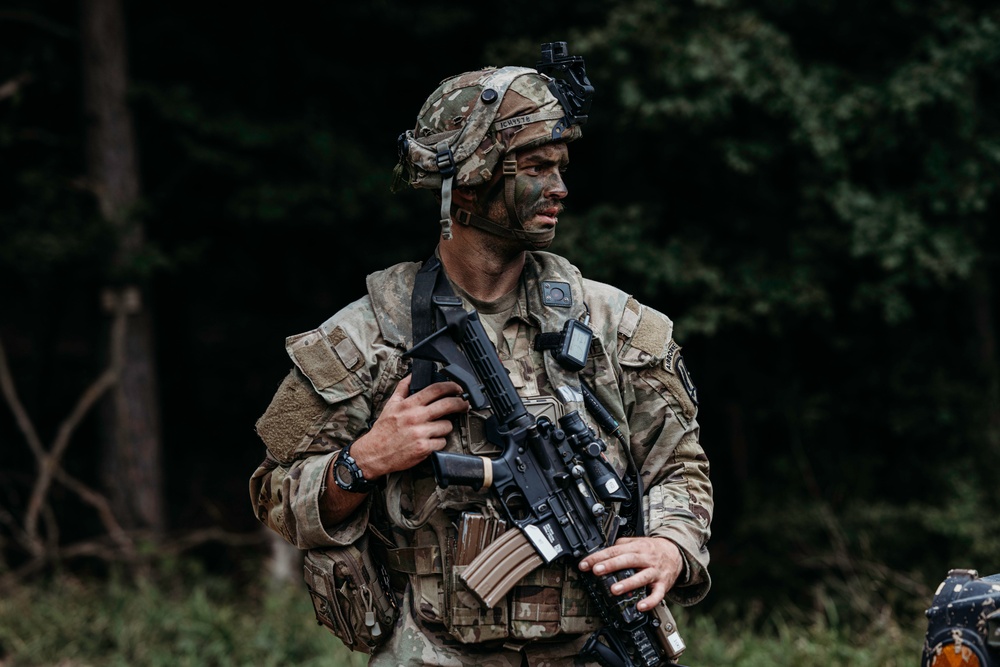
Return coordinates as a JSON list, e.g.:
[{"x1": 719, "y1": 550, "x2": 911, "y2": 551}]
[{"x1": 250, "y1": 250, "x2": 713, "y2": 647}]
